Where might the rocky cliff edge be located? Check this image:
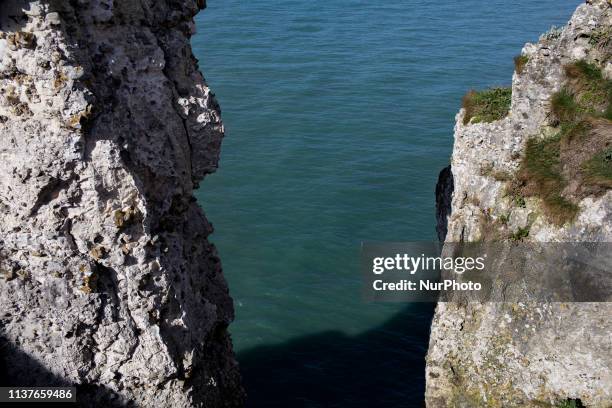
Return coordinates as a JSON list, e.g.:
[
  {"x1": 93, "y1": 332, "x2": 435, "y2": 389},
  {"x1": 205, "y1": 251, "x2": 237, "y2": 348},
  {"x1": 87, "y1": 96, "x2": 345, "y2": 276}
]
[
  {"x1": 0, "y1": 1, "x2": 244, "y2": 406},
  {"x1": 427, "y1": 1, "x2": 611, "y2": 407}
]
